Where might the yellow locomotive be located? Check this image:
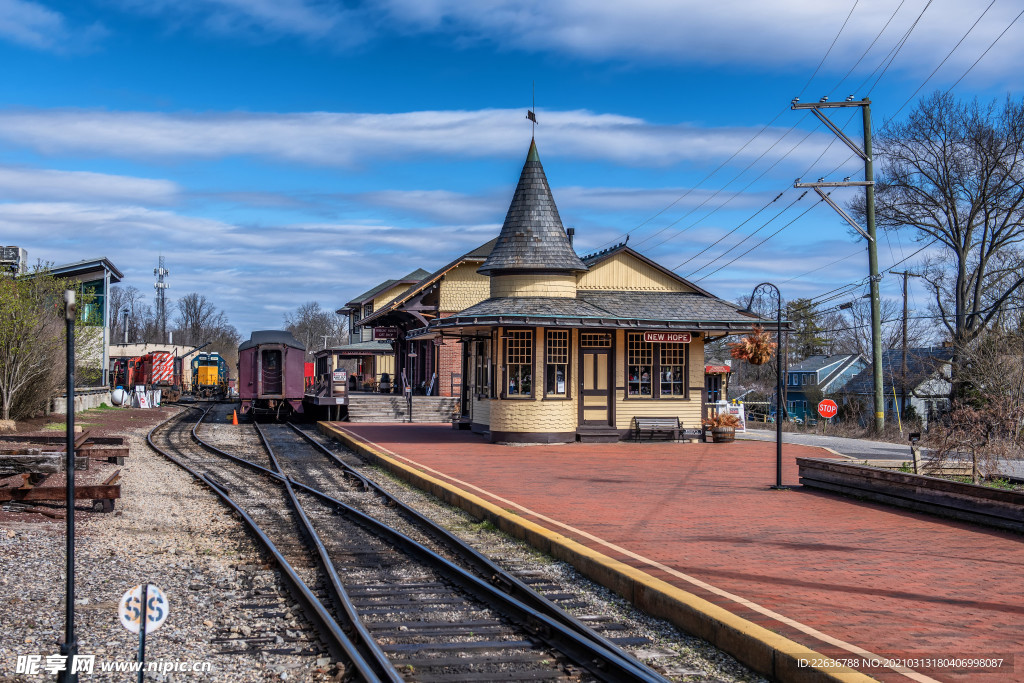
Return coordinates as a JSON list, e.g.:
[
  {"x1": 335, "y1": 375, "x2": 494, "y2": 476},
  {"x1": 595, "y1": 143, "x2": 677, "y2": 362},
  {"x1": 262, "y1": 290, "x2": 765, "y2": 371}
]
[{"x1": 191, "y1": 352, "x2": 230, "y2": 398}]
